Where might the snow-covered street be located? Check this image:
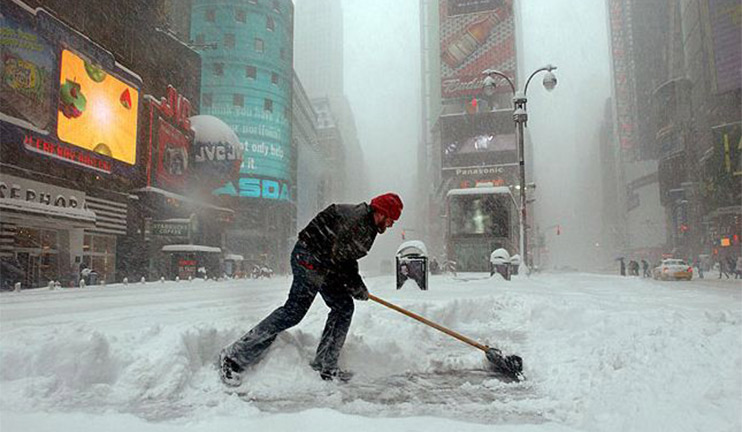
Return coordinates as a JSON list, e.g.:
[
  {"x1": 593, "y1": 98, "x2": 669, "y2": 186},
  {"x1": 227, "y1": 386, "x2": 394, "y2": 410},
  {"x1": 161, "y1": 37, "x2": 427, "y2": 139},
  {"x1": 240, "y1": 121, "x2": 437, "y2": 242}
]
[{"x1": 1, "y1": 273, "x2": 740, "y2": 432}]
